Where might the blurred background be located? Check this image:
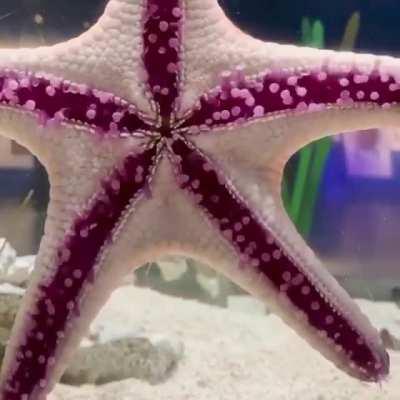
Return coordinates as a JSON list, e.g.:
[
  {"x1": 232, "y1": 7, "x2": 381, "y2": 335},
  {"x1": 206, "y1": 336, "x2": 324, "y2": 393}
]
[{"x1": 0, "y1": 0, "x2": 400, "y2": 303}]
